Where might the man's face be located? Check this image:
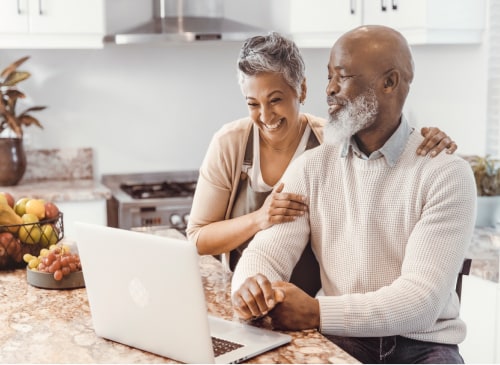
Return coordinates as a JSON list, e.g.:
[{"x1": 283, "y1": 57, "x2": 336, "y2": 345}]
[
  {"x1": 324, "y1": 87, "x2": 378, "y2": 146},
  {"x1": 324, "y1": 42, "x2": 379, "y2": 146}
]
